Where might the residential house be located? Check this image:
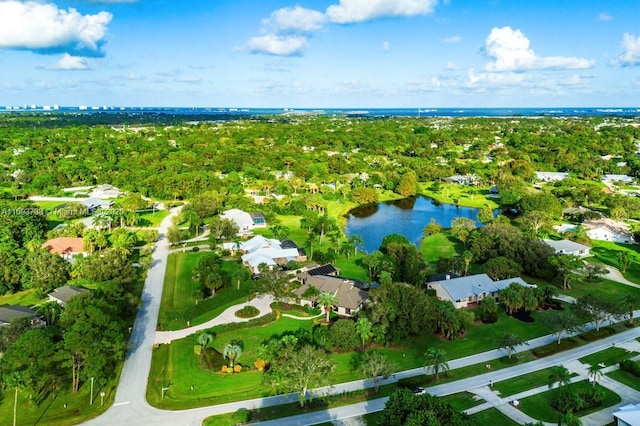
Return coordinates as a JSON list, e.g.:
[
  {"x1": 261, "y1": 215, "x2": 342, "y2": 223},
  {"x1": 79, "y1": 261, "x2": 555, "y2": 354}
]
[
  {"x1": 0, "y1": 305, "x2": 44, "y2": 327},
  {"x1": 41, "y1": 237, "x2": 87, "y2": 261},
  {"x1": 543, "y1": 239, "x2": 591, "y2": 257},
  {"x1": 602, "y1": 174, "x2": 634, "y2": 185},
  {"x1": 613, "y1": 403, "x2": 640, "y2": 426},
  {"x1": 48, "y1": 285, "x2": 89, "y2": 307},
  {"x1": 220, "y1": 209, "x2": 267, "y2": 236},
  {"x1": 426, "y1": 273, "x2": 535, "y2": 309},
  {"x1": 535, "y1": 171, "x2": 569, "y2": 182},
  {"x1": 81, "y1": 197, "x2": 114, "y2": 213},
  {"x1": 582, "y1": 218, "x2": 635, "y2": 244},
  {"x1": 443, "y1": 175, "x2": 478, "y2": 185},
  {"x1": 304, "y1": 263, "x2": 339, "y2": 277},
  {"x1": 223, "y1": 235, "x2": 306, "y2": 273},
  {"x1": 293, "y1": 273, "x2": 369, "y2": 317},
  {"x1": 89, "y1": 184, "x2": 123, "y2": 199}
]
